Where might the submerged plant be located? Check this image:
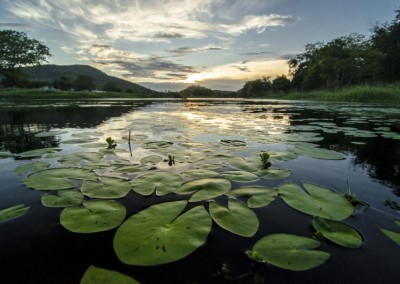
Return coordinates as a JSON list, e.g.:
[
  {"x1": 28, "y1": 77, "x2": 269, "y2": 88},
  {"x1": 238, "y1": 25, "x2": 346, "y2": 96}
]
[
  {"x1": 343, "y1": 180, "x2": 370, "y2": 208},
  {"x1": 259, "y1": 152, "x2": 271, "y2": 169},
  {"x1": 385, "y1": 196, "x2": 400, "y2": 211},
  {"x1": 106, "y1": 137, "x2": 117, "y2": 149}
]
